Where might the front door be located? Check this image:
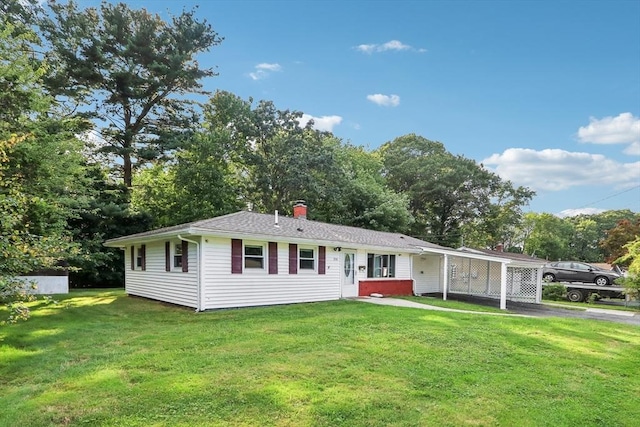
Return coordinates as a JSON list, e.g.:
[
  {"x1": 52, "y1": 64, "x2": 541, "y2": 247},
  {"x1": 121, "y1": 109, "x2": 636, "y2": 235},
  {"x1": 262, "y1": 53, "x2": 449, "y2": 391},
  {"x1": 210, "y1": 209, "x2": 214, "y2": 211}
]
[{"x1": 341, "y1": 251, "x2": 358, "y2": 297}]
